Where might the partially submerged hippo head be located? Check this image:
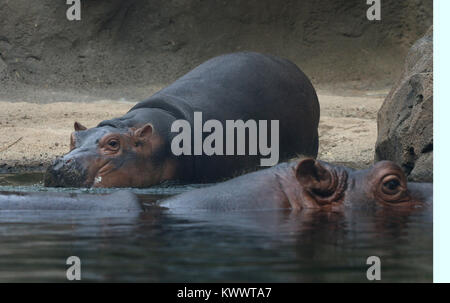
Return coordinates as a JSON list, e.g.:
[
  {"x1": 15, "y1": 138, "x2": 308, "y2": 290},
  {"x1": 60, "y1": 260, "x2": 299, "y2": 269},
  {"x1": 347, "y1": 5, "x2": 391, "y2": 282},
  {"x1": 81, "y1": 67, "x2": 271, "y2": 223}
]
[
  {"x1": 293, "y1": 158, "x2": 432, "y2": 209},
  {"x1": 160, "y1": 157, "x2": 432, "y2": 213},
  {"x1": 44, "y1": 120, "x2": 176, "y2": 188}
]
